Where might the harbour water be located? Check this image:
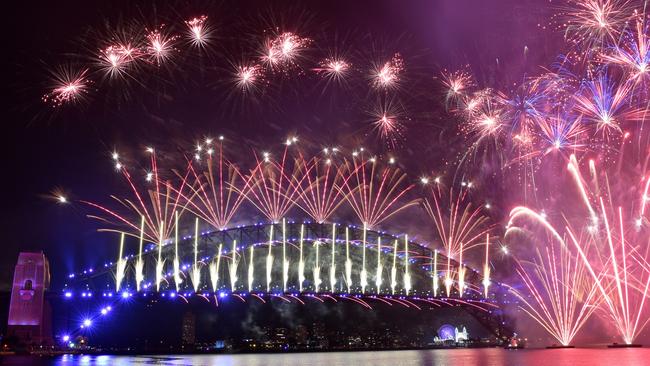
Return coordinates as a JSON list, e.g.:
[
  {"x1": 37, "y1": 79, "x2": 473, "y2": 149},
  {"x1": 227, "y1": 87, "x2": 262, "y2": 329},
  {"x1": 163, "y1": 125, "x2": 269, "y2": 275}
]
[{"x1": 2, "y1": 348, "x2": 650, "y2": 366}]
